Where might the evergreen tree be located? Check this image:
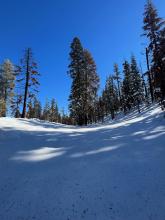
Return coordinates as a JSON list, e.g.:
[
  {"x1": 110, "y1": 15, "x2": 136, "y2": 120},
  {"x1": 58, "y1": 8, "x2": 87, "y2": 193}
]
[
  {"x1": 96, "y1": 96, "x2": 105, "y2": 122},
  {"x1": 42, "y1": 99, "x2": 50, "y2": 121},
  {"x1": 103, "y1": 76, "x2": 119, "y2": 119},
  {"x1": 83, "y1": 49, "x2": 100, "y2": 124},
  {"x1": 11, "y1": 71, "x2": 23, "y2": 118},
  {"x1": 33, "y1": 97, "x2": 42, "y2": 119},
  {"x1": 68, "y1": 38, "x2": 99, "y2": 125},
  {"x1": 139, "y1": 64, "x2": 149, "y2": 102},
  {"x1": 122, "y1": 61, "x2": 133, "y2": 112},
  {"x1": 0, "y1": 59, "x2": 15, "y2": 117},
  {"x1": 16, "y1": 48, "x2": 40, "y2": 118},
  {"x1": 158, "y1": 27, "x2": 165, "y2": 99},
  {"x1": 61, "y1": 110, "x2": 74, "y2": 125},
  {"x1": 68, "y1": 37, "x2": 85, "y2": 125},
  {"x1": 26, "y1": 97, "x2": 41, "y2": 119},
  {"x1": 113, "y1": 63, "x2": 121, "y2": 104},
  {"x1": 143, "y1": 0, "x2": 165, "y2": 99},
  {"x1": 27, "y1": 99, "x2": 34, "y2": 118},
  {"x1": 130, "y1": 55, "x2": 144, "y2": 112},
  {"x1": 49, "y1": 98, "x2": 59, "y2": 122},
  {"x1": 11, "y1": 94, "x2": 21, "y2": 118}
]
